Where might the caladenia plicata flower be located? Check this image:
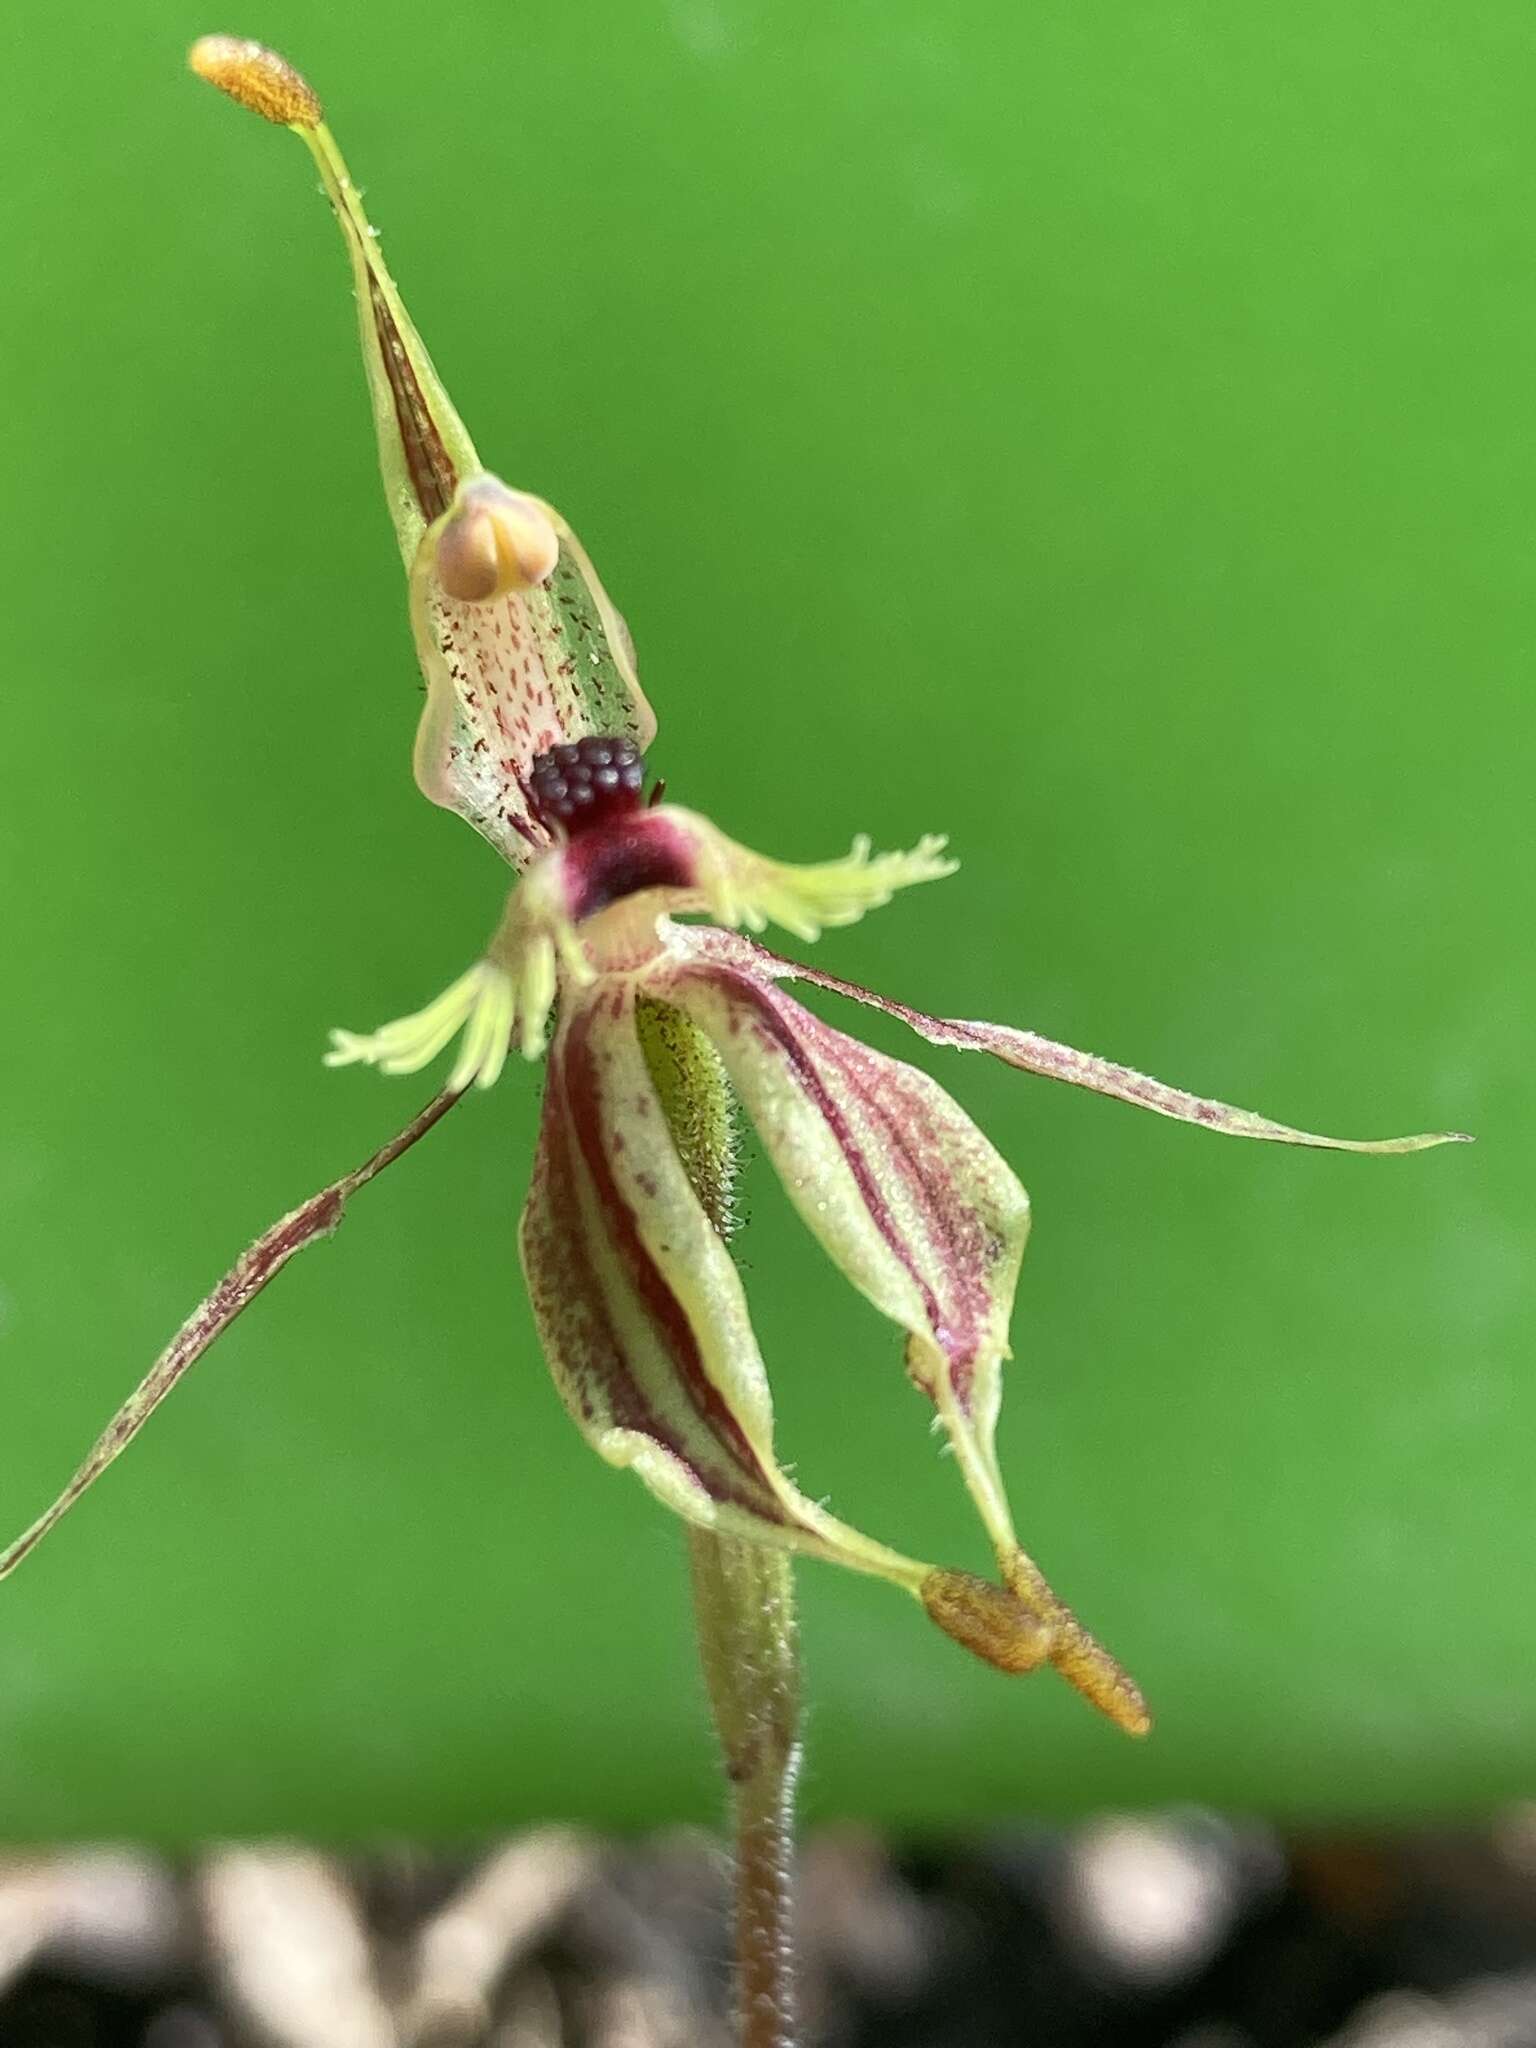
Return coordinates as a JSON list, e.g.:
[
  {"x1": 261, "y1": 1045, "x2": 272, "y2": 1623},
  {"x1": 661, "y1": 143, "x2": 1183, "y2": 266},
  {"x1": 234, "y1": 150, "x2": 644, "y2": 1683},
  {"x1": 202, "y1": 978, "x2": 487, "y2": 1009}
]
[{"x1": 1, "y1": 39, "x2": 1468, "y2": 1764}]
